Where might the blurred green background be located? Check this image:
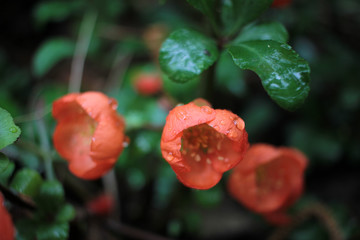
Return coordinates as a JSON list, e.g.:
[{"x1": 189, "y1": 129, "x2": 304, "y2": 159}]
[{"x1": 0, "y1": 0, "x2": 359, "y2": 239}]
